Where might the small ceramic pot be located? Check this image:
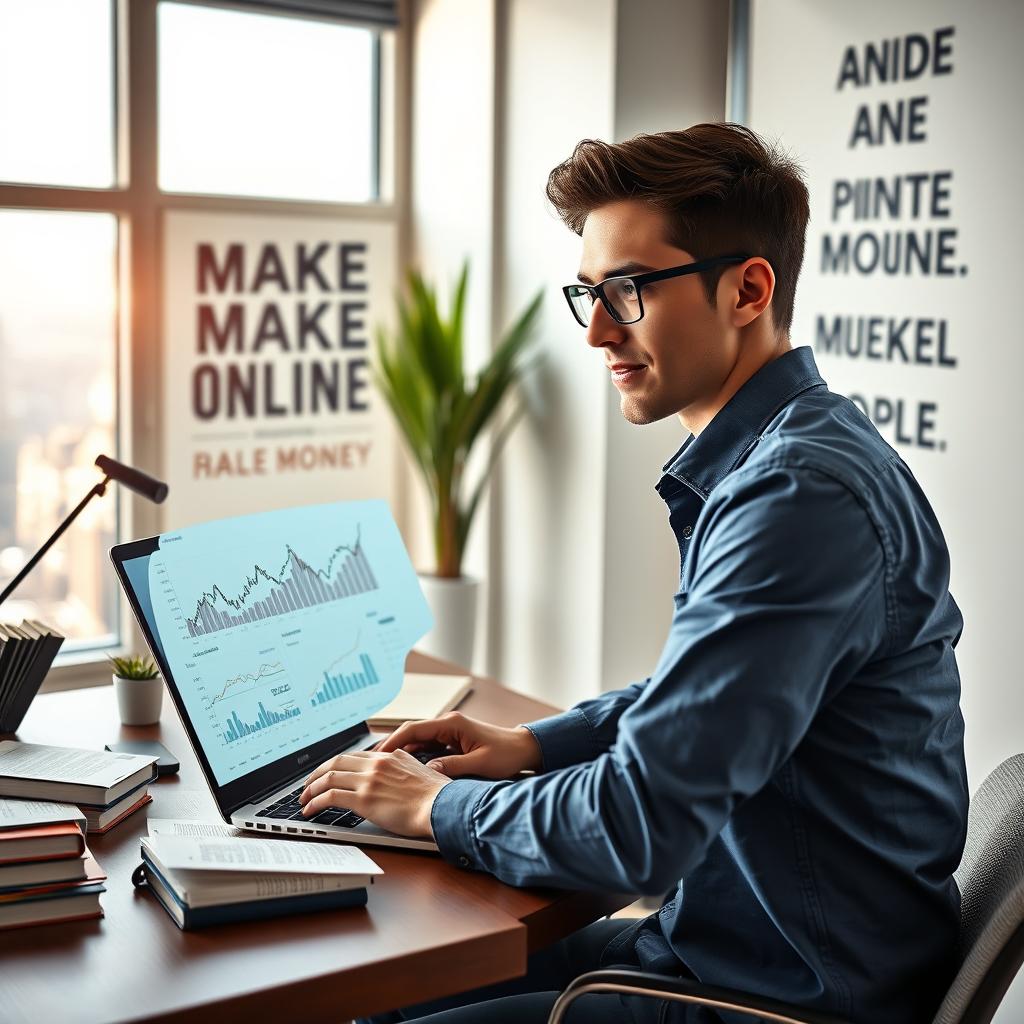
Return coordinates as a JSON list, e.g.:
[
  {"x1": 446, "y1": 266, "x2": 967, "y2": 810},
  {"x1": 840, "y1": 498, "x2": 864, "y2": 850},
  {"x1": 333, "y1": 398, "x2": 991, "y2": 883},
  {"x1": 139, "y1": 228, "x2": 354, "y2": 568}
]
[{"x1": 113, "y1": 673, "x2": 164, "y2": 726}]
